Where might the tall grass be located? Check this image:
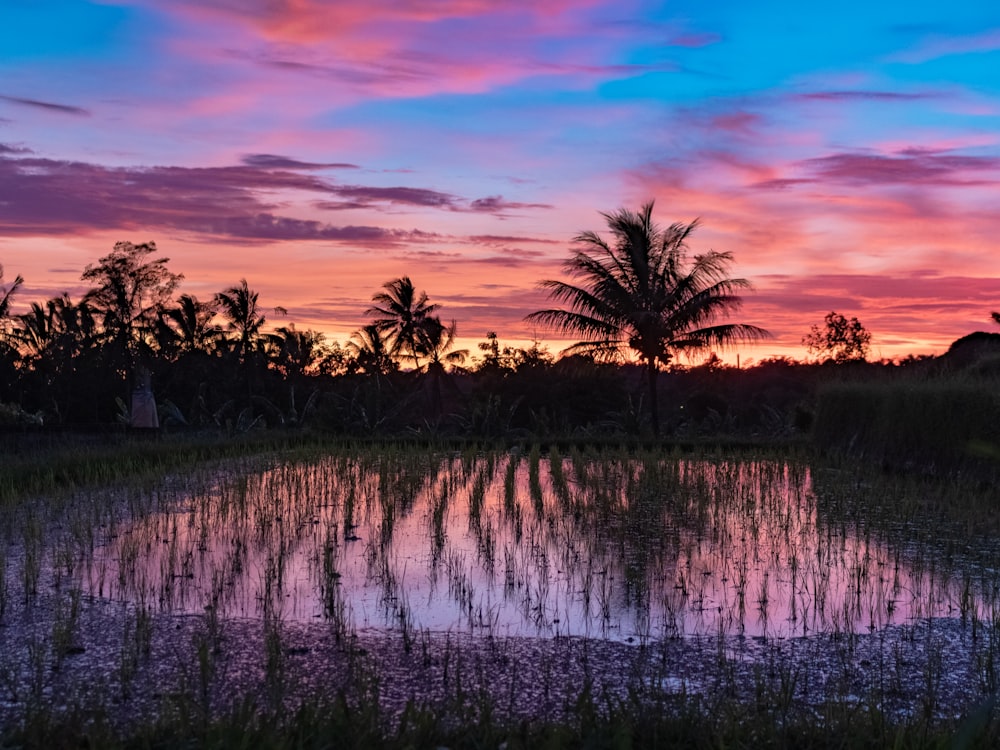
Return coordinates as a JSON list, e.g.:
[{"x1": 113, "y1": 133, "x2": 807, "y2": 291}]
[{"x1": 812, "y1": 376, "x2": 1000, "y2": 477}]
